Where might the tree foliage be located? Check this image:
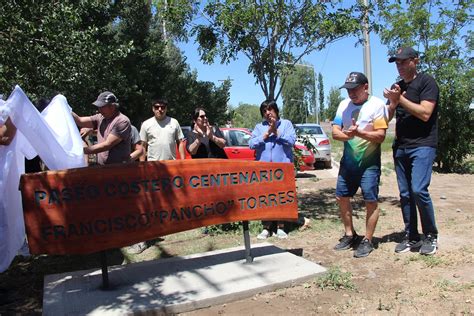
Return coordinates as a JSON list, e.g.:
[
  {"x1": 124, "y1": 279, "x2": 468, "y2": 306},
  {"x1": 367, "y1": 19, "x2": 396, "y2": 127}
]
[
  {"x1": 152, "y1": 0, "x2": 199, "y2": 42},
  {"x1": 318, "y1": 72, "x2": 325, "y2": 122},
  {"x1": 0, "y1": 0, "x2": 230, "y2": 128},
  {"x1": 0, "y1": 0, "x2": 130, "y2": 109},
  {"x1": 326, "y1": 86, "x2": 343, "y2": 122},
  {"x1": 193, "y1": 0, "x2": 365, "y2": 101},
  {"x1": 231, "y1": 103, "x2": 261, "y2": 129},
  {"x1": 376, "y1": 0, "x2": 473, "y2": 172},
  {"x1": 281, "y1": 63, "x2": 315, "y2": 124}
]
